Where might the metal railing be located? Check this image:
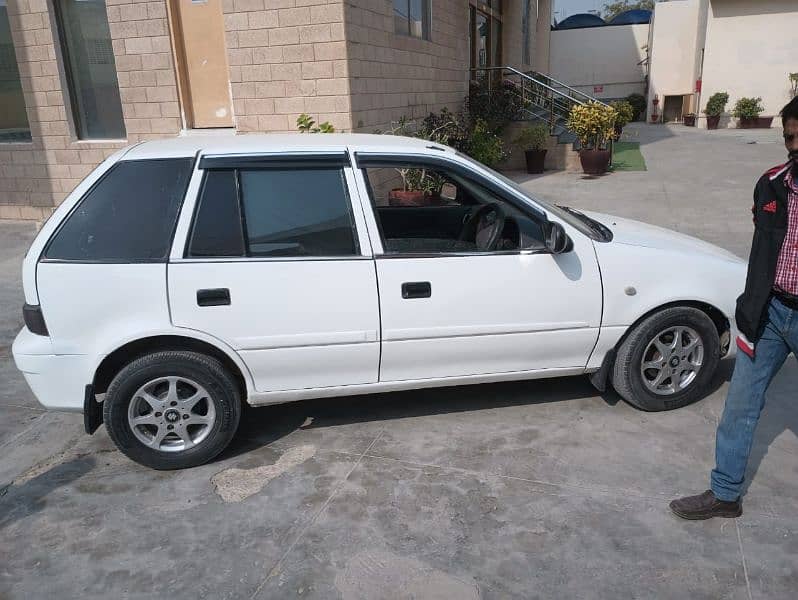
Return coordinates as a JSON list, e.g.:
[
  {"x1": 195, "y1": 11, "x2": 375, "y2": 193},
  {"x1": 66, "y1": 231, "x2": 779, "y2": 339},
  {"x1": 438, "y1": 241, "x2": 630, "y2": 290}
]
[
  {"x1": 525, "y1": 71, "x2": 610, "y2": 107},
  {"x1": 470, "y1": 66, "x2": 607, "y2": 135}
]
